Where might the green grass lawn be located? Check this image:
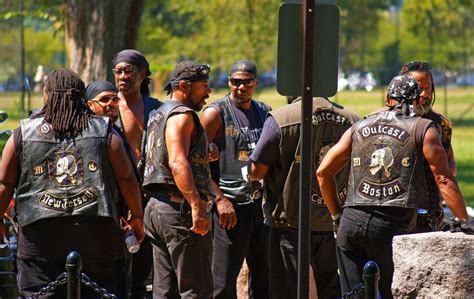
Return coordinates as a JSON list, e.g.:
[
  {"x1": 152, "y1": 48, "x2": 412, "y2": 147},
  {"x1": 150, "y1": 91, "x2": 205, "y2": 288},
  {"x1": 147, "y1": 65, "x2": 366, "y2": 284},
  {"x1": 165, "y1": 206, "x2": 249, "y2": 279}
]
[{"x1": 1, "y1": 87, "x2": 473, "y2": 206}]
